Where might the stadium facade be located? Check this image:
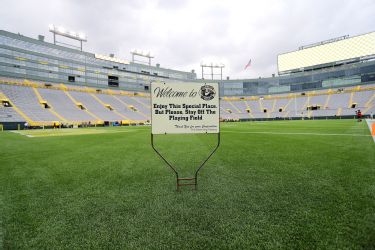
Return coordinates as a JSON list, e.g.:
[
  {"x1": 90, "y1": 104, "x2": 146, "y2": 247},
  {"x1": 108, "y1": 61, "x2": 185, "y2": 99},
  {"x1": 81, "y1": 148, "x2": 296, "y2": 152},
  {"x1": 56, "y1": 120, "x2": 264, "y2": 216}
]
[
  {"x1": 0, "y1": 29, "x2": 374, "y2": 129},
  {"x1": 1, "y1": 29, "x2": 375, "y2": 97},
  {"x1": 0, "y1": 30, "x2": 196, "y2": 93}
]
